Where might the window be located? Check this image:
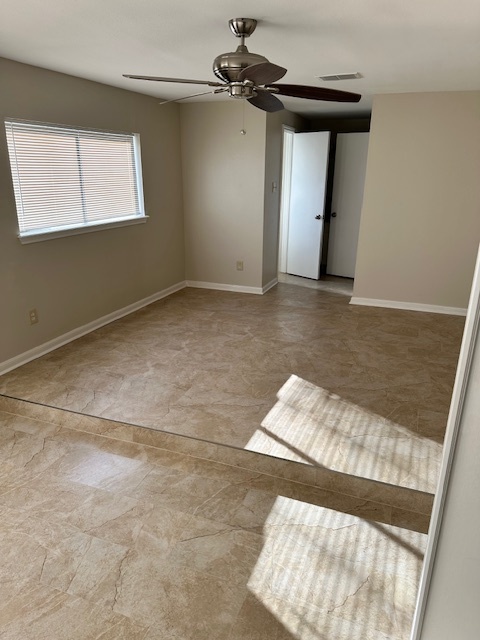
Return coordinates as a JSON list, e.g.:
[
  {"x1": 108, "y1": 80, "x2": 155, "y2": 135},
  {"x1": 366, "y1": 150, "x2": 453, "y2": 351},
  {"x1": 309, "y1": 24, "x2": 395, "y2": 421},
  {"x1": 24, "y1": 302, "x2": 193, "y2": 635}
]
[{"x1": 5, "y1": 119, "x2": 146, "y2": 243}]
